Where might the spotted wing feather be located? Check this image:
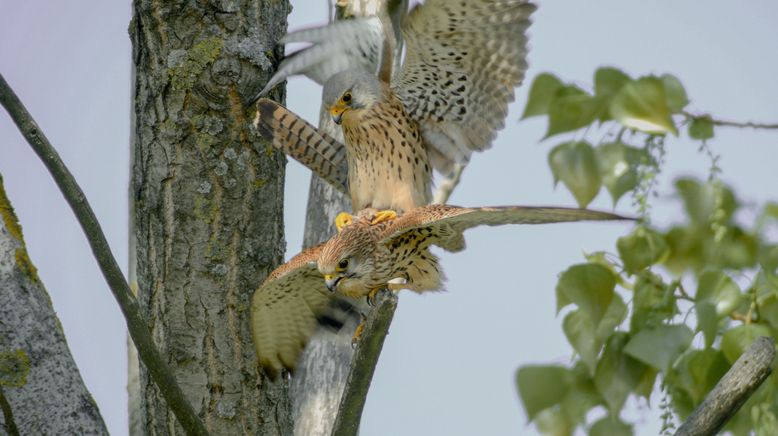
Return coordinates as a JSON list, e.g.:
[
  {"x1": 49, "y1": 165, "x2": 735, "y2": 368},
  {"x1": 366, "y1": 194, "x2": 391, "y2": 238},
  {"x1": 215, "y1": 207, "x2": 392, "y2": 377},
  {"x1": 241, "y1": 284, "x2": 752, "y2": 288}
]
[
  {"x1": 251, "y1": 244, "x2": 341, "y2": 378},
  {"x1": 393, "y1": 0, "x2": 536, "y2": 174},
  {"x1": 380, "y1": 205, "x2": 631, "y2": 252},
  {"x1": 254, "y1": 99, "x2": 349, "y2": 194}
]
